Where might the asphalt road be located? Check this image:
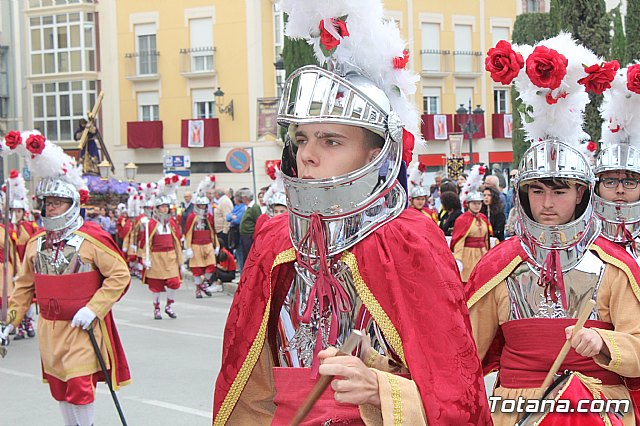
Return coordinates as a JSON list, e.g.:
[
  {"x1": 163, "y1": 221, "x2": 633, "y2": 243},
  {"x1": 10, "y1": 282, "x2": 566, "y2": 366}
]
[{"x1": 0, "y1": 277, "x2": 234, "y2": 426}]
